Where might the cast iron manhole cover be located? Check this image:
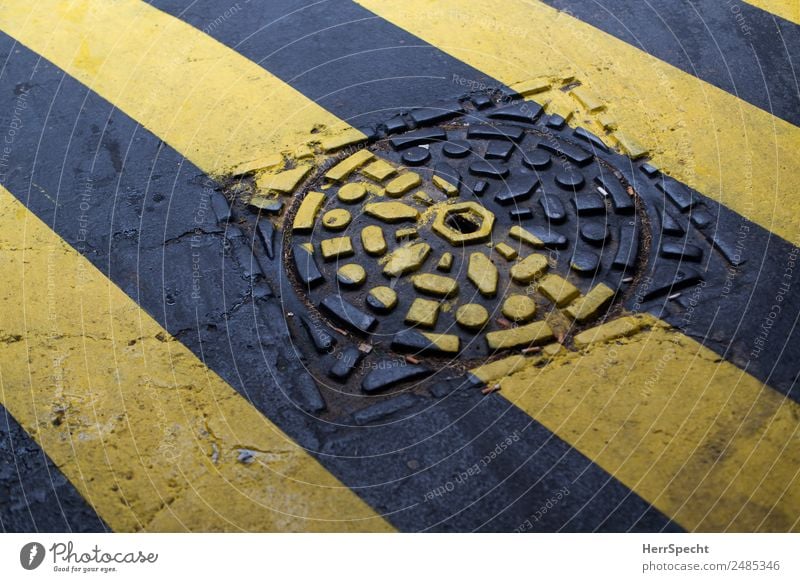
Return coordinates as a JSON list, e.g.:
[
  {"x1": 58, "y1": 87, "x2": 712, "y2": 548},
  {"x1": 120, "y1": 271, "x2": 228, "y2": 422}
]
[{"x1": 281, "y1": 104, "x2": 648, "y2": 391}]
